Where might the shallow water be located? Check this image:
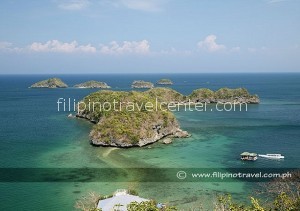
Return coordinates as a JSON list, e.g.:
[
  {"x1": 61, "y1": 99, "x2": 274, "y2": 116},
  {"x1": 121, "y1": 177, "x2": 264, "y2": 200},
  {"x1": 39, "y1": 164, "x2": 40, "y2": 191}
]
[{"x1": 0, "y1": 73, "x2": 299, "y2": 210}]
